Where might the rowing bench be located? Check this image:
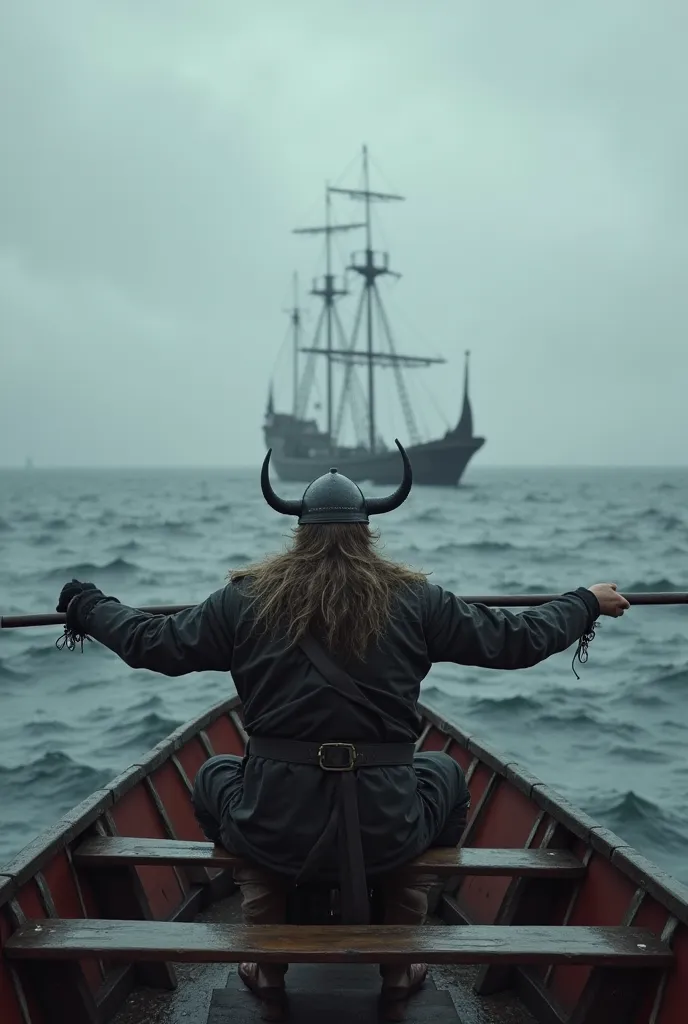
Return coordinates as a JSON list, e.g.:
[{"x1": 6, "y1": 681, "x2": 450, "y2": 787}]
[
  {"x1": 71, "y1": 836, "x2": 587, "y2": 877},
  {"x1": 3, "y1": 838, "x2": 674, "y2": 1024},
  {"x1": 4, "y1": 920, "x2": 672, "y2": 1024}
]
